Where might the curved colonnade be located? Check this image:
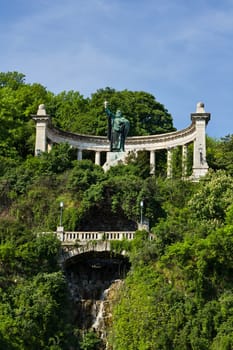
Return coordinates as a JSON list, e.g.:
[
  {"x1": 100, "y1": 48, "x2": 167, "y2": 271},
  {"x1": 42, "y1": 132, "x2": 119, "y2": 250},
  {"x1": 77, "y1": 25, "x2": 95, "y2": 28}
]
[{"x1": 33, "y1": 102, "x2": 211, "y2": 180}]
